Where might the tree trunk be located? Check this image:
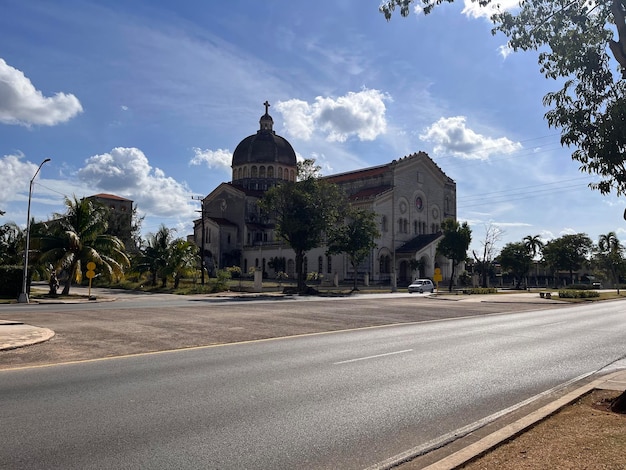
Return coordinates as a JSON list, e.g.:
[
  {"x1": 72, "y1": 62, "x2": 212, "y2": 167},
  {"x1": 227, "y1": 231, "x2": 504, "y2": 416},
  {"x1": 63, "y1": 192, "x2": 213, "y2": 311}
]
[
  {"x1": 61, "y1": 260, "x2": 78, "y2": 295},
  {"x1": 295, "y1": 250, "x2": 305, "y2": 293},
  {"x1": 448, "y1": 262, "x2": 456, "y2": 292},
  {"x1": 611, "y1": 389, "x2": 626, "y2": 413}
]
